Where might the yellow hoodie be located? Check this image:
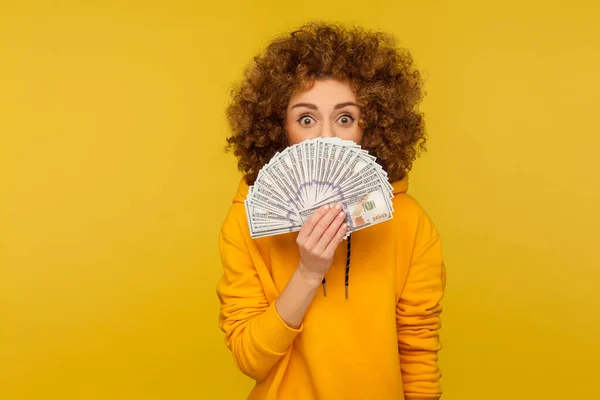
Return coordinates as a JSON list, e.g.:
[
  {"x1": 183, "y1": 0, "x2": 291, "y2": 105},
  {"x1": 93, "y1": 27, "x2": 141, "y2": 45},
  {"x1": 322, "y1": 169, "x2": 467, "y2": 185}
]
[{"x1": 217, "y1": 175, "x2": 446, "y2": 400}]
